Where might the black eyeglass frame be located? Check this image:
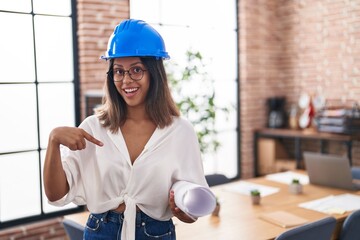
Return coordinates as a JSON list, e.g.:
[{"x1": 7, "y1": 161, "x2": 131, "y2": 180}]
[{"x1": 107, "y1": 67, "x2": 147, "y2": 82}]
